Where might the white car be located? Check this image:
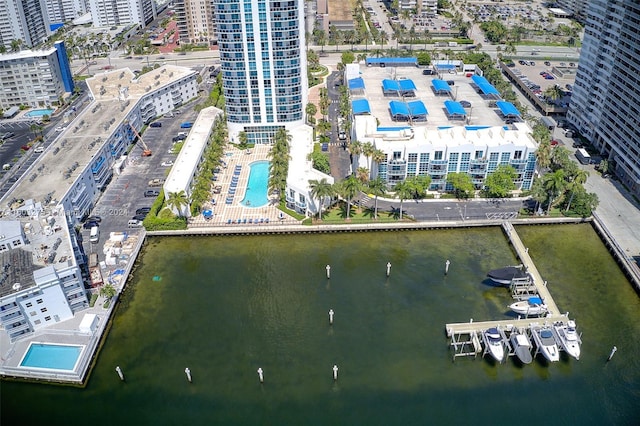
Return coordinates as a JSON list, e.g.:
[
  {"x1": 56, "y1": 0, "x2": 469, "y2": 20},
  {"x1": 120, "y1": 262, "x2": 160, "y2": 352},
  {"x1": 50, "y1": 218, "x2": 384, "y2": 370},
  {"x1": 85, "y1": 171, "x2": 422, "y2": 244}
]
[
  {"x1": 55, "y1": 126, "x2": 66, "y2": 132},
  {"x1": 34, "y1": 147, "x2": 44, "y2": 153},
  {"x1": 161, "y1": 161, "x2": 174, "y2": 167}
]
